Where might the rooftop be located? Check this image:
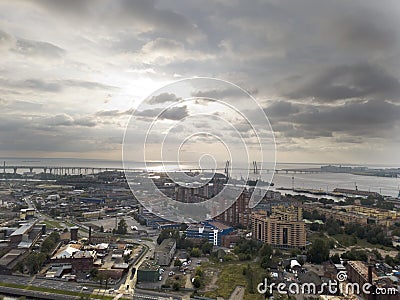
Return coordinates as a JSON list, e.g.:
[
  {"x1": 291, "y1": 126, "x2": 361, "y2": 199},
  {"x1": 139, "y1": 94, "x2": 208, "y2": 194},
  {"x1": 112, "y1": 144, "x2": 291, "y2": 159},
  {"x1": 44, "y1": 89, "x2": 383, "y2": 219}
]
[
  {"x1": 52, "y1": 244, "x2": 82, "y2": 259},
  {"x1": 207, "y1": 220, "x2": 231, "y2": 230},
  {"x1": 10, "y1": 222, "x2": 35, "y2": 237},
  {"x1": 156, "y1": 238, "x2": 176, "y2": 252},
  {"x1": 138, "y1": 259, "x2": 159, "y2": 271}
]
